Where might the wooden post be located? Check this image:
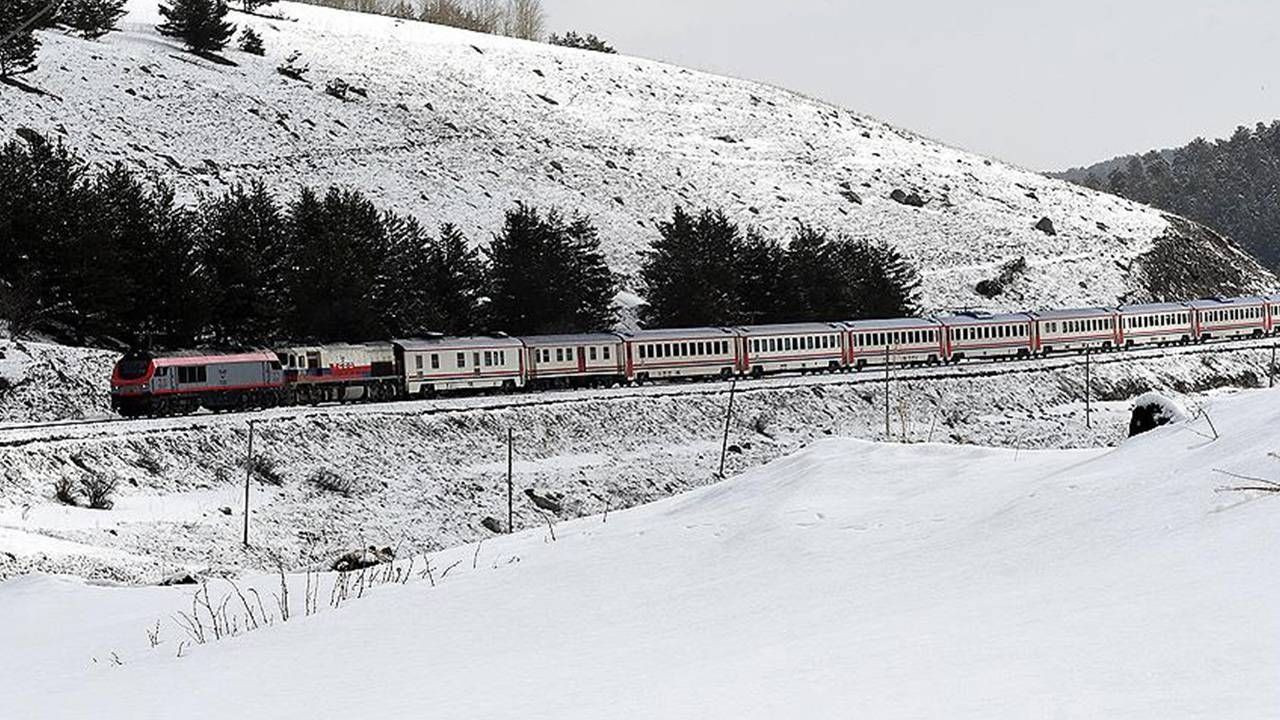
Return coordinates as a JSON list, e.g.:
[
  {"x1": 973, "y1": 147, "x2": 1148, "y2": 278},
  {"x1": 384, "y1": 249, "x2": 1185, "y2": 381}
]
[
  {"x1": 243, "y1": 419, "x2": 256, "y2": 547},
  {"x1": 507, "y1": 428, "x2": 514, "y2": 534},
  {"x1": 1271, "y1": 345, "x2": 1276, "y2": 389},
  {"x1": 884, "y1": 345, "x2": 891, "y2": 440},
  {"x1": 718, "y1": 379, "x2": 737, "y2": 479},
  {"x1": 1084, "y1": 349, "x2": 1092, "y2": 430}
]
